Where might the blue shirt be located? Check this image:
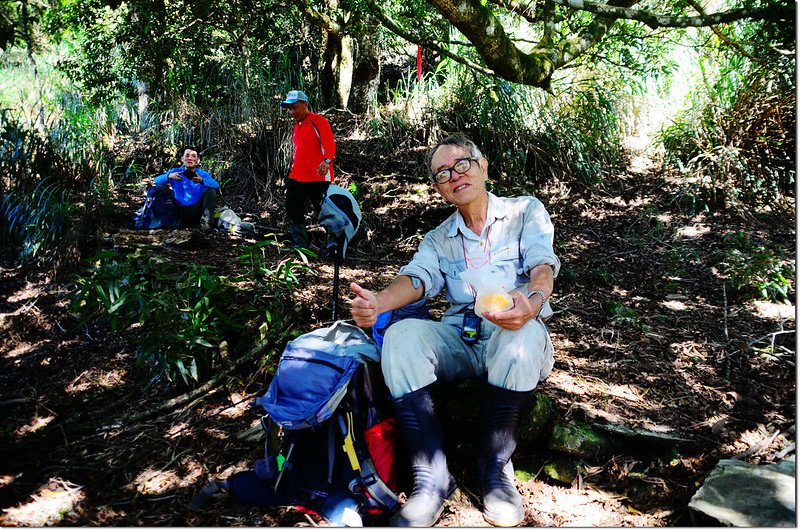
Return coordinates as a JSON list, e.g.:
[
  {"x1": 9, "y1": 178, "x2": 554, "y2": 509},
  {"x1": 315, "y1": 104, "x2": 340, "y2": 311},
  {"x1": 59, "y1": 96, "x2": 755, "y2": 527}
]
[
  {"x1": 398, "y1": 192, "x2": 560, "y2": 319},
  {"x1": 154, "y1": 167, "x2": 219, "y2": 206}
]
